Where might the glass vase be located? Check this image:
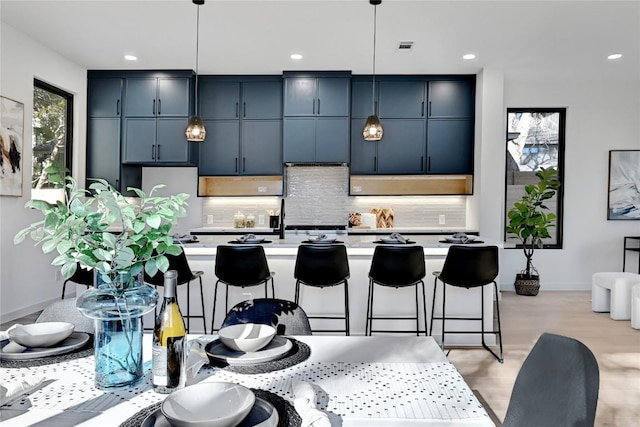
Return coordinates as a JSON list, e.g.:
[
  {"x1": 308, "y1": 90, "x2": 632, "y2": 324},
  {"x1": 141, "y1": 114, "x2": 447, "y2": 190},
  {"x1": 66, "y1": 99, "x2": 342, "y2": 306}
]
[{"x1": 76, "y1": 271, "x2": 158, "y2": 390}]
